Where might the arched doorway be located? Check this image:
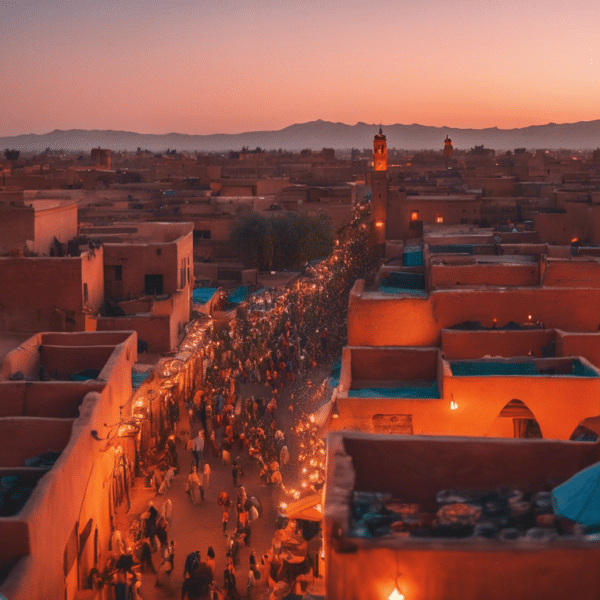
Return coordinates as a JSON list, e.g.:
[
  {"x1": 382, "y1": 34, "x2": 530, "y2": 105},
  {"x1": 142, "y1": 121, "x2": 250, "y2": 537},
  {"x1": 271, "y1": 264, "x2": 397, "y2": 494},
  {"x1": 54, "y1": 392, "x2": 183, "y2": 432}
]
[{"x1": 500, "y1": 399, "x2": 542, "y2": 438}]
